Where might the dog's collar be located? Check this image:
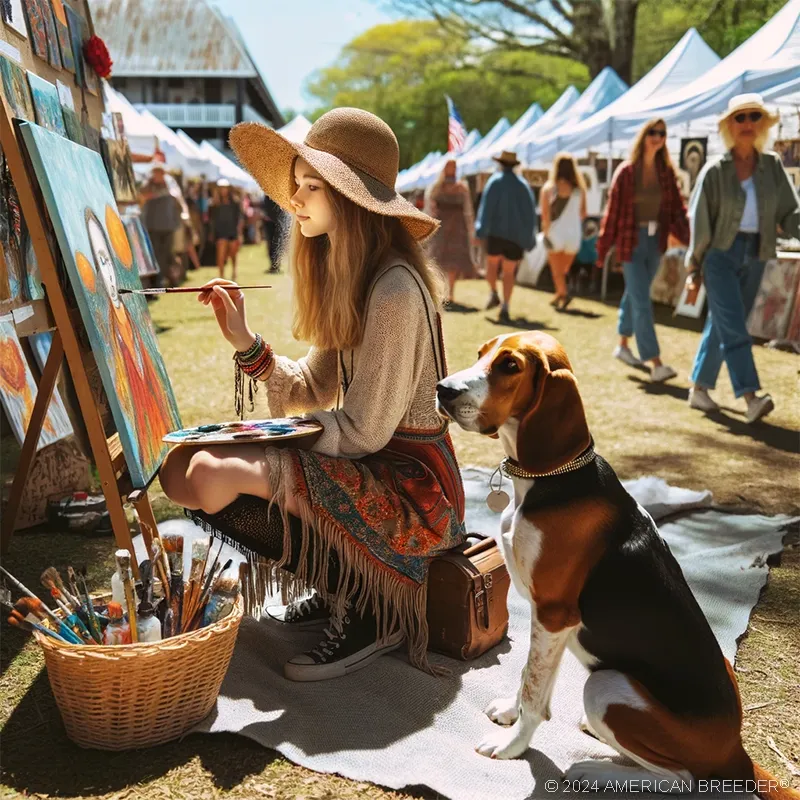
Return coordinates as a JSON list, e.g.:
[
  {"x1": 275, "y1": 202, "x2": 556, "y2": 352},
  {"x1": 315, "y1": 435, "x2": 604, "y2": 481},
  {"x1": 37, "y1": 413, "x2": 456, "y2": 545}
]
[{"x1": 501, "y1": 441, "x2": 596, "y2": 479}]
